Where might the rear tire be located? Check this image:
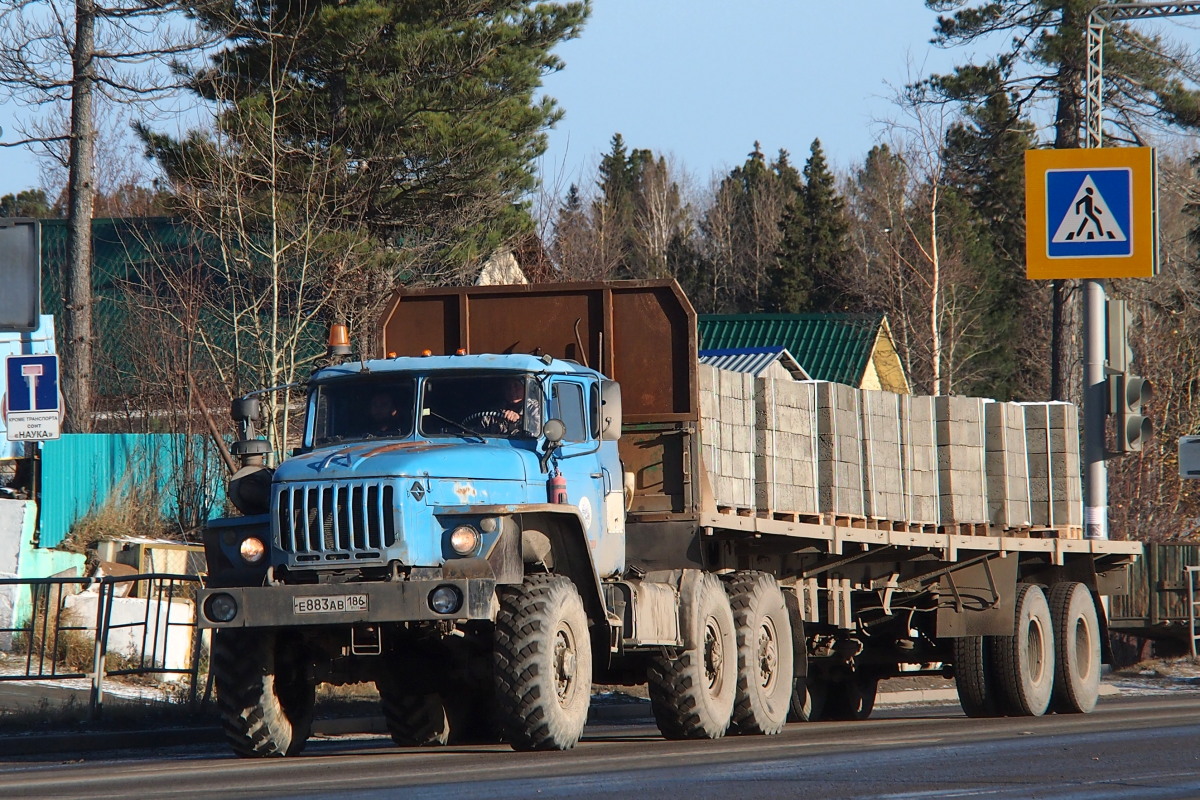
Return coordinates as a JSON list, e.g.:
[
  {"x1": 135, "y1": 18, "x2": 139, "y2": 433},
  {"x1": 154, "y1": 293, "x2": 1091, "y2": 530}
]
[
  {"x1": 991, "y1": 583, "x2": 1055, "y2": 717},
  {"x1": 376, "y1": 687, "x2": 451, "y2": 746},
  {"x1": 494, "y1": 574, "x2": 592, "y2": 751},
  {"x1": 648, "y1": 572, "x2": 736, "y2": 739},
  {"x1": 953, "y1": 635, "x2": 999, "y2": 718},
  {"x1": 725, "y1": 571, "x2": 793, "y2": 736},
  {"x1": 788, "y1": 675, "x2": 827, "y2": 722},
  {"x1": 1049, "y1": 582, "x2": 1101, "y2": 714},
  {"x1": 824, "y1": 671, "x2": 878, "y2": 721},
  {"x1": 213, "y1": 629, "x2": 315, "y2": 758}
]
